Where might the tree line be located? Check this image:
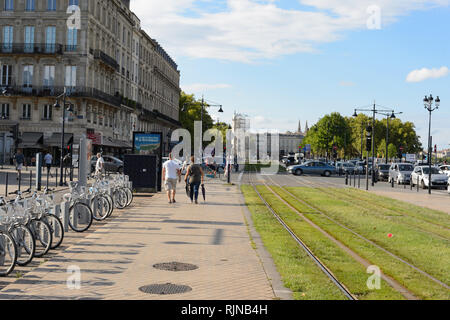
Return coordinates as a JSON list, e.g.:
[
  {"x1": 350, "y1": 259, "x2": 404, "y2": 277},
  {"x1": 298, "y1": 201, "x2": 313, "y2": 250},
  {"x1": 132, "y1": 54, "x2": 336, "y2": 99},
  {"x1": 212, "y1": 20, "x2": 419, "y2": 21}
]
[{"x1": 302, "y1": 112, "x2": 423, "y2": 160}]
